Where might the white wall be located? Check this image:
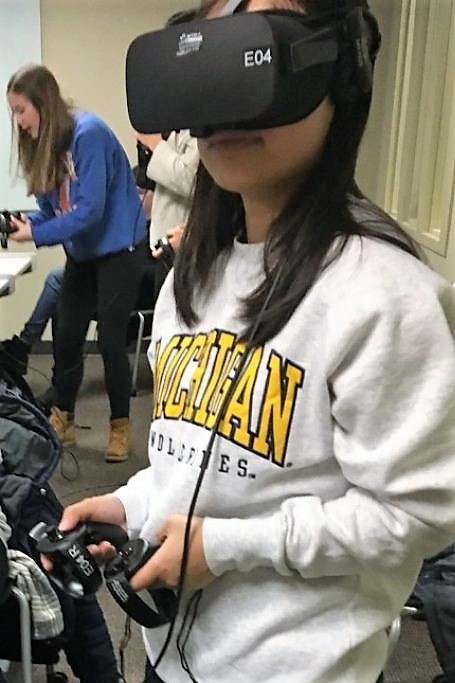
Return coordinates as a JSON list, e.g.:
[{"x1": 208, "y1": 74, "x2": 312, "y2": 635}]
[
  {"x1": 0, "y1": 0, "x2": 194, "y2": 340},
  {"x1": 0, "y1": 0, "x2": 41, "y2": 210}
]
